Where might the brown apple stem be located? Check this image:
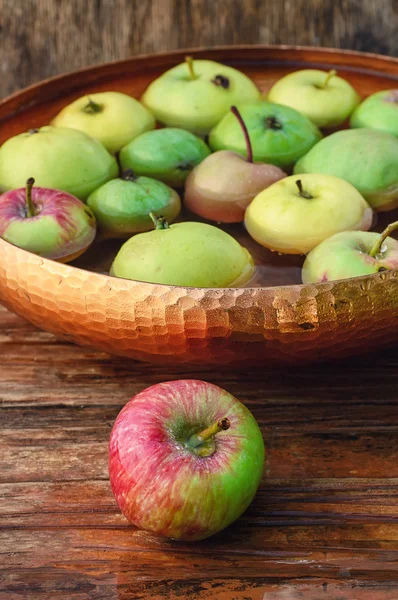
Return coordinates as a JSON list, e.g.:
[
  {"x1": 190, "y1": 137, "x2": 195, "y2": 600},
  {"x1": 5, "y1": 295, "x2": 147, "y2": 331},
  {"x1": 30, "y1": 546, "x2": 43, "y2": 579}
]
[
  {"x1": 185, "y1": 56, "x2": 198, "y2": 80},
  {"x1": 188, "y1": 418, "x2": 230, "y2": 448},
  {"x1": 121, "y1": 168, "x2": 137, "y2": 182},
  {"x1": 369, "y1": 221, "x2": 398, "y2": 257},
  {"x1": 295, "y1": 180, "x2": 313, "y2": 200},
  {"x1": 231, "y1": 106, "x2": 253, "y2": 163},
  {"x1": 25, "y1": 177, "x2": 36, "y2": 218},
  {"x1": 84, "y1": 97, "x2": 103, "y2": 114},
  {"x1": 149, "y1": 212, "x2": 169, "y2": 230},
  {"x1": 322, "y1": 69, "x2": 337, "y2": 88}
]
